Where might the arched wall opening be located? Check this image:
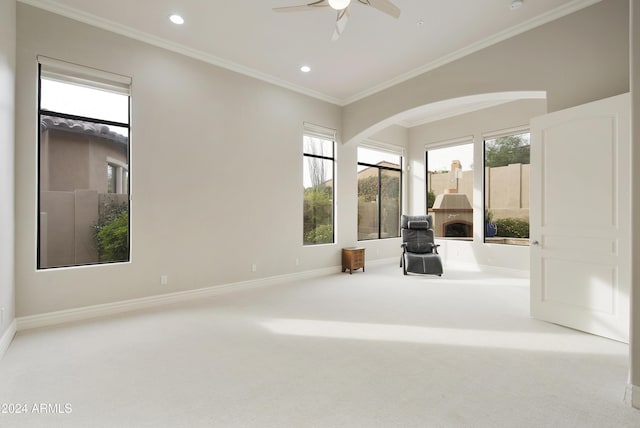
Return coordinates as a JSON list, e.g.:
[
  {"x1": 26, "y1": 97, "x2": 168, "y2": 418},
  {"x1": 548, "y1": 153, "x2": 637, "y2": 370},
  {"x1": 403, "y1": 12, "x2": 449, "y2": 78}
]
[
  {"x1": 343, "y1": 91, "x2": 547, "y2": 147},
  {"x1": 337, "y1": 0, "x2": 628, "y2": 271},
  {"x1": 343, "y1": 91, "x2": 549, "y2": 273}
]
